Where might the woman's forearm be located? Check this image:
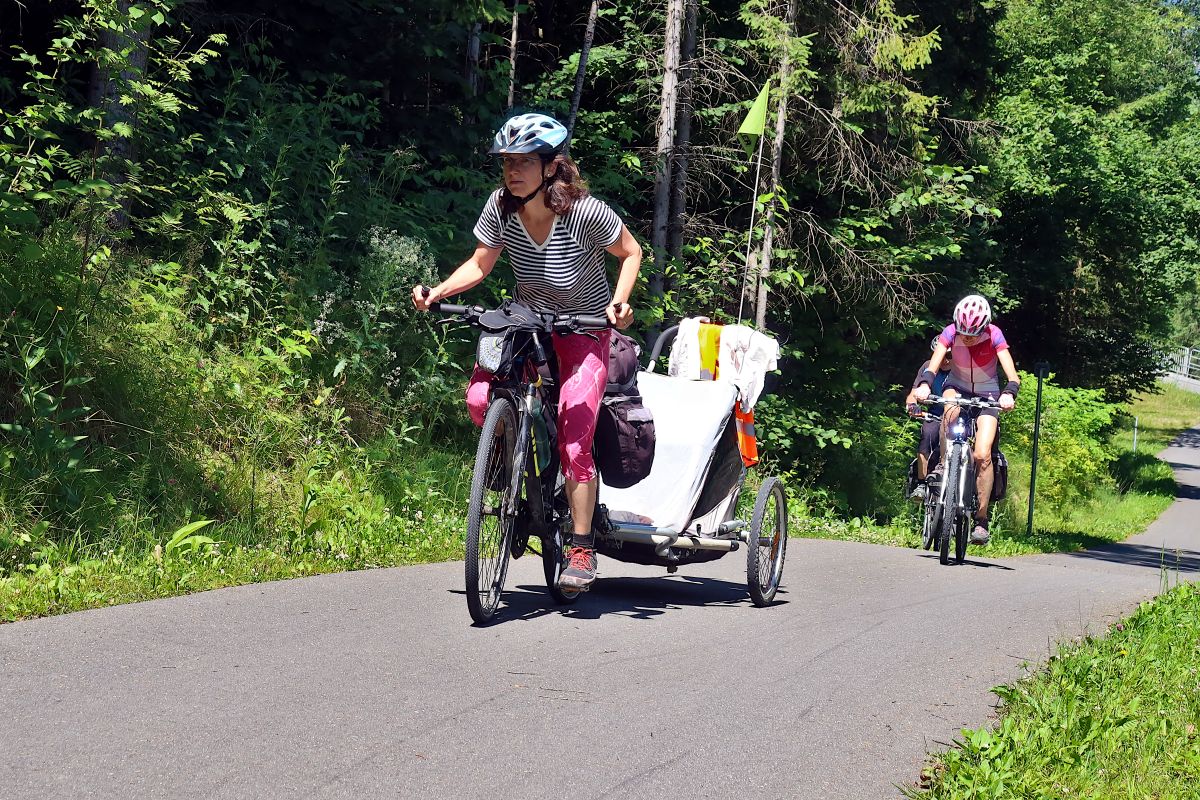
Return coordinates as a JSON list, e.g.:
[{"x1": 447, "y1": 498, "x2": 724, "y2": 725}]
[
  {"x1": 613, "y1": 255, "x2": 640, "y2": 306},
  {"x1": 998, "y1": 350, "x2": 1021, "y2": 388},
  {"x1": 433, "y1": 245, "x2": 500, "y2": 300},
  {"x1": 435, "y1": 261, "x2": 487, "y2": 298}
]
